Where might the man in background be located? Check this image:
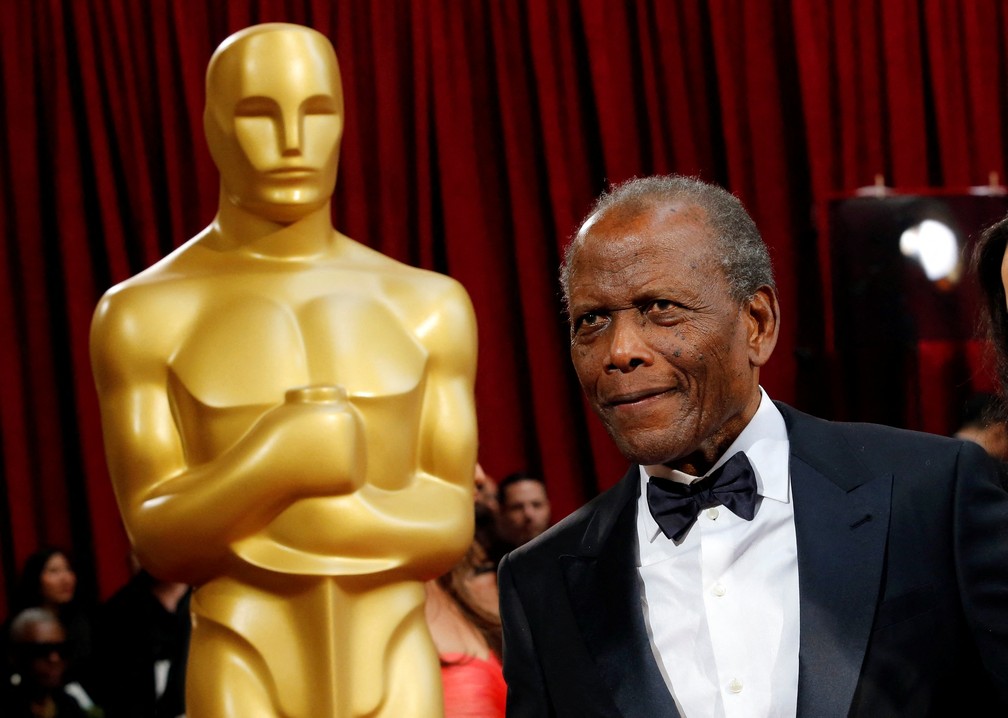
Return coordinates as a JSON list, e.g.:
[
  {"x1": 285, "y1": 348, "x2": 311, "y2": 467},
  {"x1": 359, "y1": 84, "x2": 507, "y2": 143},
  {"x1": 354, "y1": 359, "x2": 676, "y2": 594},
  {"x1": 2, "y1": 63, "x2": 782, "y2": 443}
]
[
  {"x1": 90, "y1": 554, "x2": 190, "y2": 718},
  {"x1": 1, "y1": 608, "x2": 88, "y2": 717},
  {"x1": 496, "y1": 472, "x2": 551, "y2": 552}
]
